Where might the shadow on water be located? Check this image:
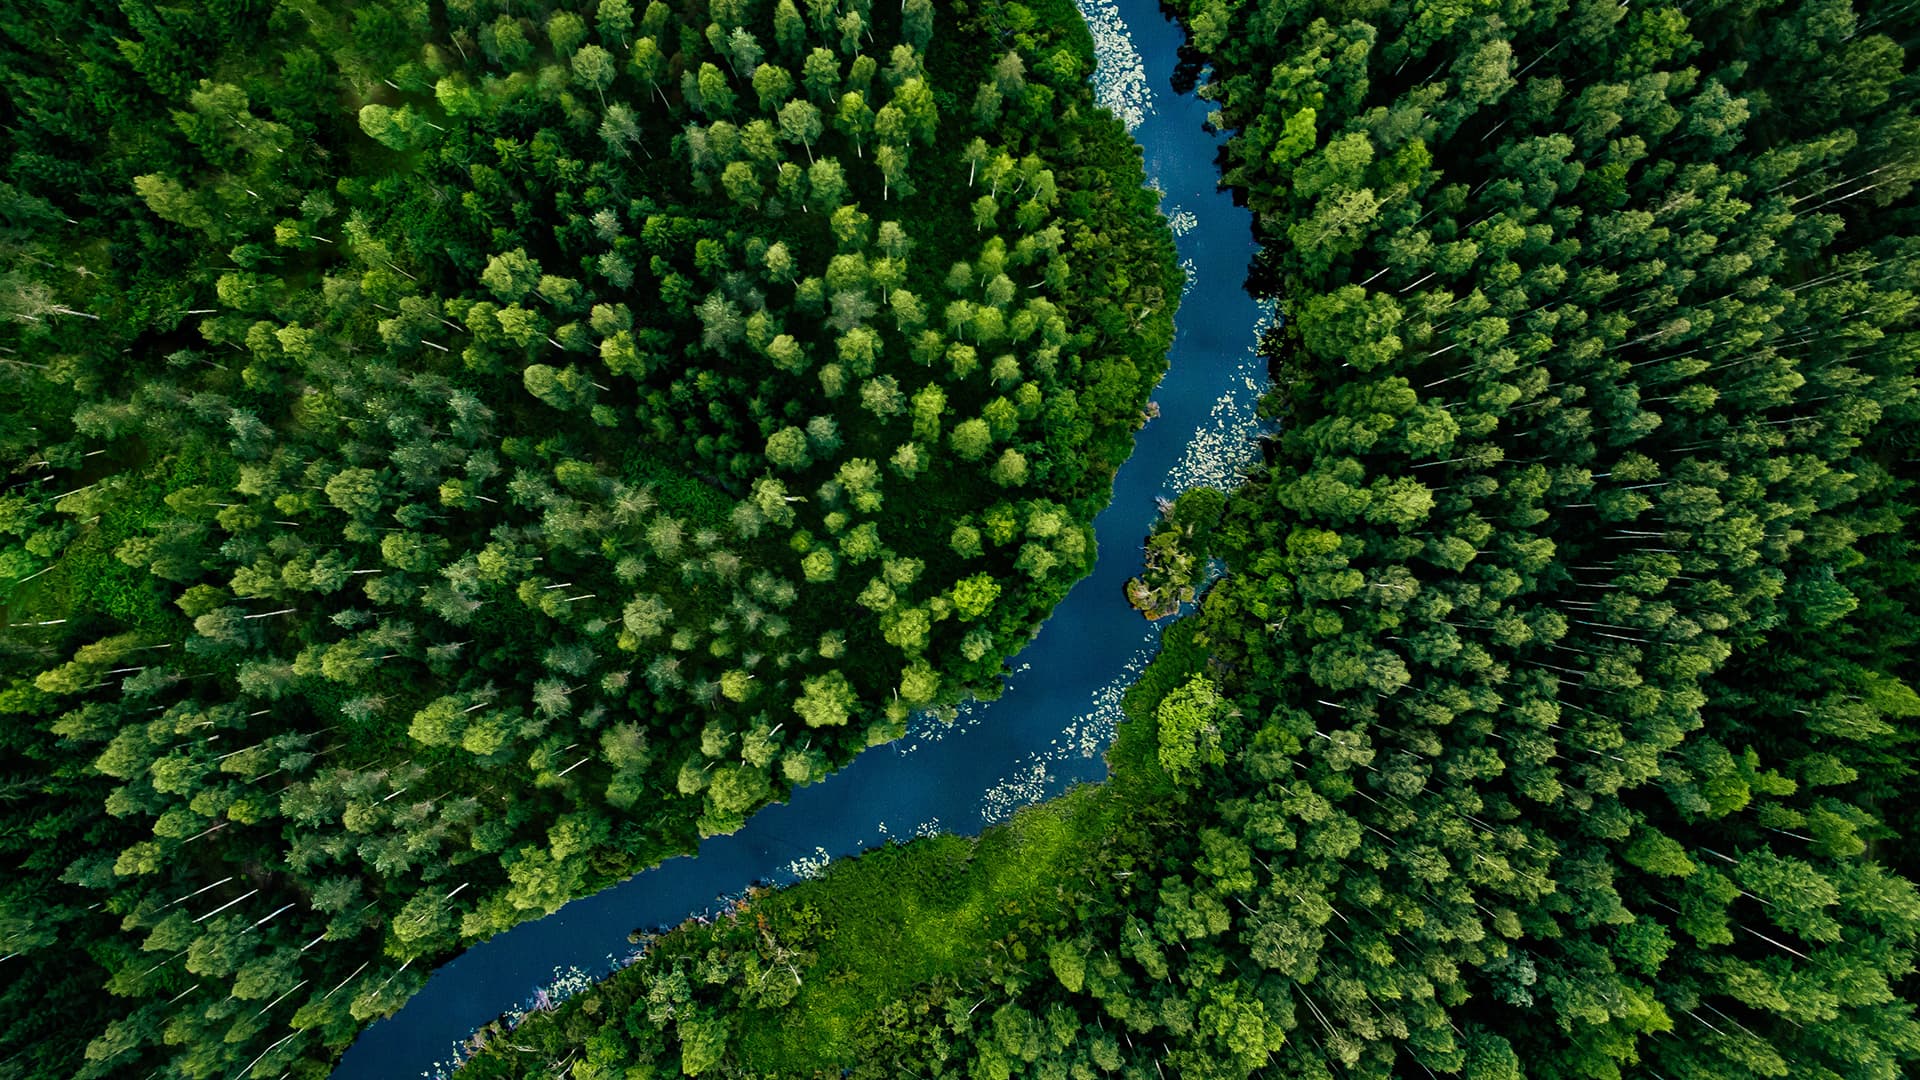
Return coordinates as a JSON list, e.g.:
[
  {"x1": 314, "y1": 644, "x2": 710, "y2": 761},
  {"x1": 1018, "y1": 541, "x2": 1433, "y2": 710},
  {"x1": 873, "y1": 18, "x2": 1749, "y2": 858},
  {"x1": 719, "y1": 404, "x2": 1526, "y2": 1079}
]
[{"x1": 333, "y1": 0, "x2": 1268, "y2": 1072}]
